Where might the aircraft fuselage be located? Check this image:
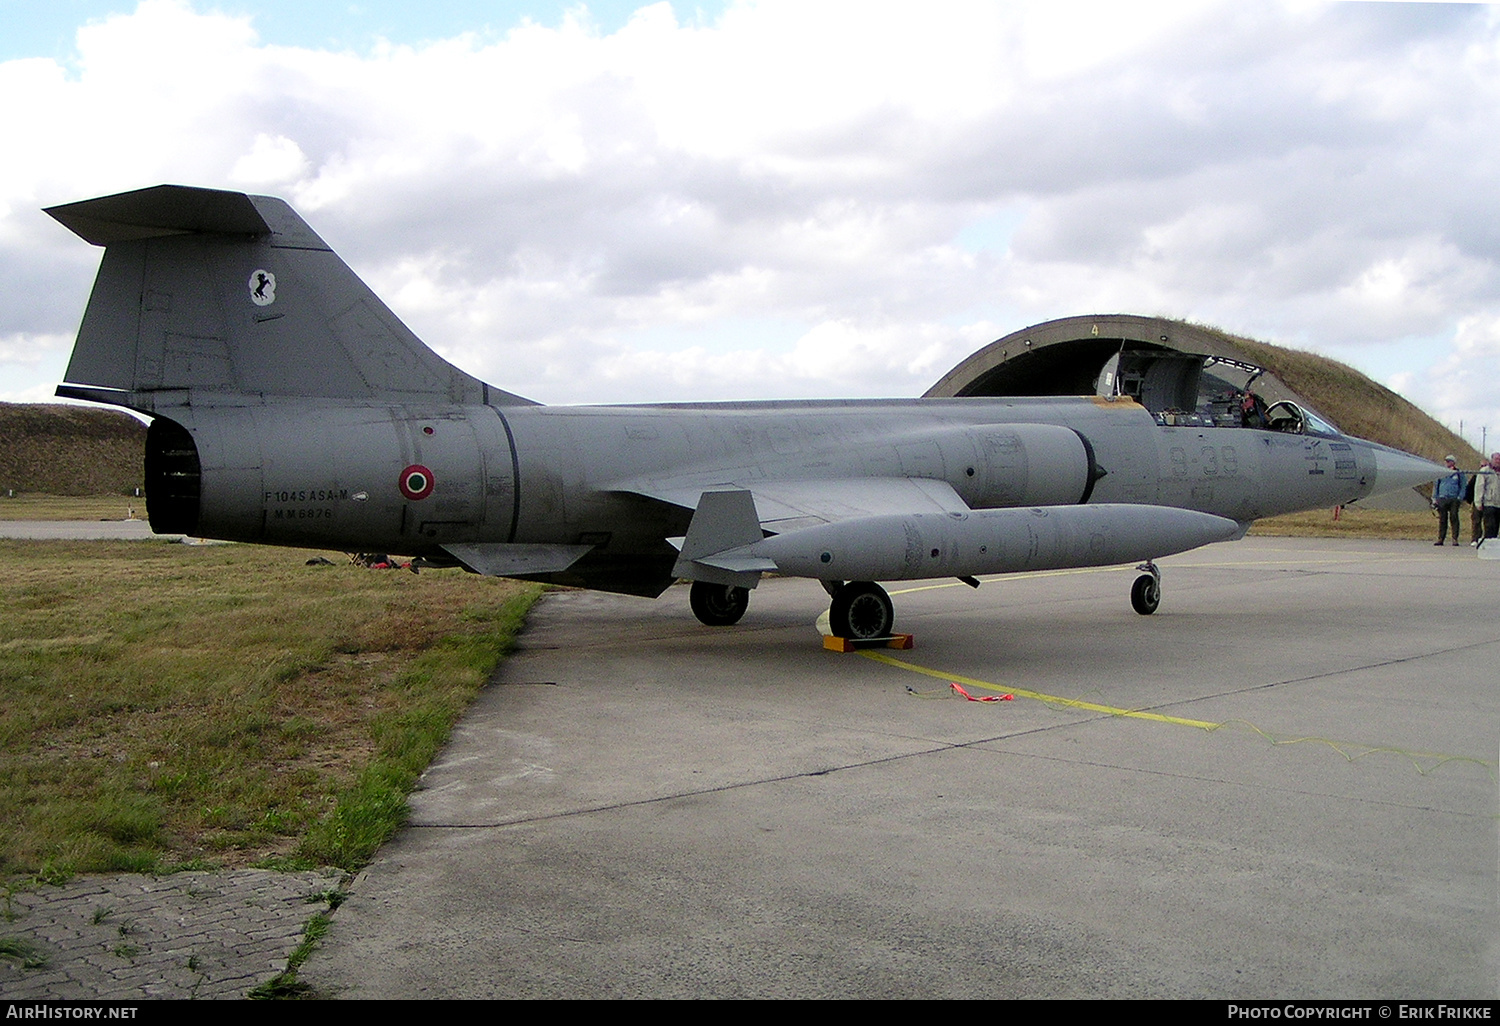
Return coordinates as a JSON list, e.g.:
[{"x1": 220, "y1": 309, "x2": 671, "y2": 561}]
[
  {"x1": 47, "y1": 184, "x2": 1440, "y2": 634},
  {"x1": 145, "y1": 393, "x2": 1385, "y2": 597}
]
